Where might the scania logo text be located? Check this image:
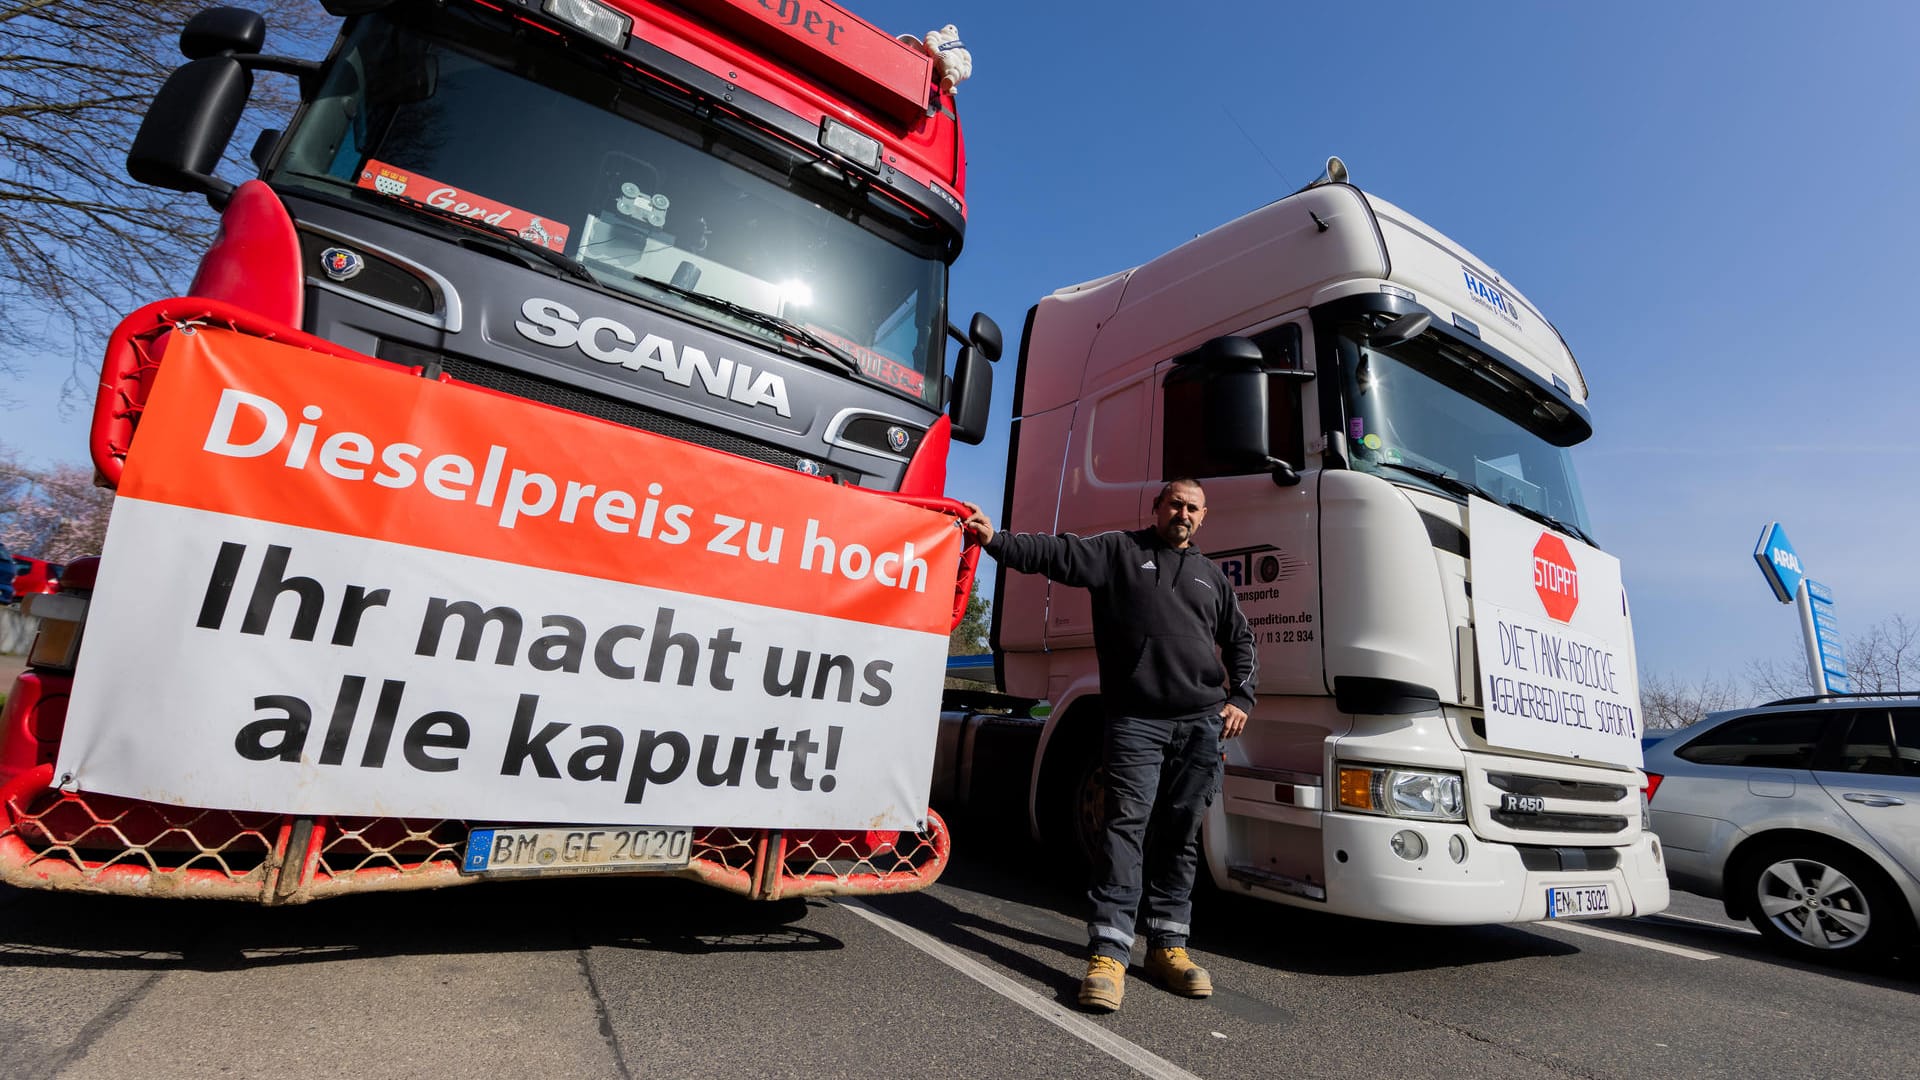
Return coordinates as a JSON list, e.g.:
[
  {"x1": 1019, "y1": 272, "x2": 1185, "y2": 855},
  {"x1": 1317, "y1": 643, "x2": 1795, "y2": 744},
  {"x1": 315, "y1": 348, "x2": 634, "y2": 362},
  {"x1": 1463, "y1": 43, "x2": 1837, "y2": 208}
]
[{"x1": 514, "y1": 298, "x2": 793, "y2": 417}]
